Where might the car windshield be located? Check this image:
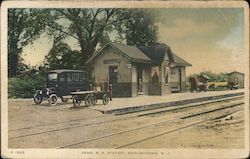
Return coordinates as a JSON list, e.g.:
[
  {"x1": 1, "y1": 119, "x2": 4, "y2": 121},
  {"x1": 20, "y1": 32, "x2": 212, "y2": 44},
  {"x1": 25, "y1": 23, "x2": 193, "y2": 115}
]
[{"x1": 47, "y1": 73, "x2": 58, "y2": 81}]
